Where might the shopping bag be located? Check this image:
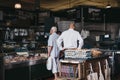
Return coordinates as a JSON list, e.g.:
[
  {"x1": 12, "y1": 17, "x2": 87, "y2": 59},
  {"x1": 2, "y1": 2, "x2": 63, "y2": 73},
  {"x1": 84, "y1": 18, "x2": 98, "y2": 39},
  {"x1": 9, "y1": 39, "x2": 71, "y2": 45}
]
[
  {"x1": 46, "y1": 56, "x2": 53, "y2": 70},
  {"x1": 87, "y1": 63, "x2": 98, "y2": 80},
  {"x1": 98, "y1": 62, "x2": 104, "y2": 80},
  {"x1": 105, "y1": 59, "x2": 111, "y2": 80}
]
